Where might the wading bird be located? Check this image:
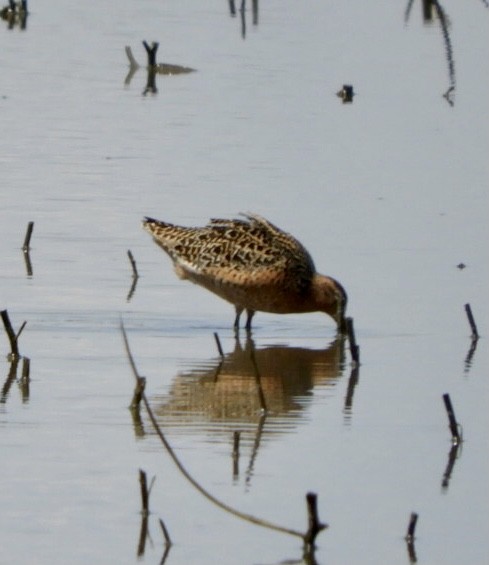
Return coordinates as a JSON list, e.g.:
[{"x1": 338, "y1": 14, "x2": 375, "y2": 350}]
[{"x1": 143, "y1": 213, "x2": 347, "y2": 332}]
